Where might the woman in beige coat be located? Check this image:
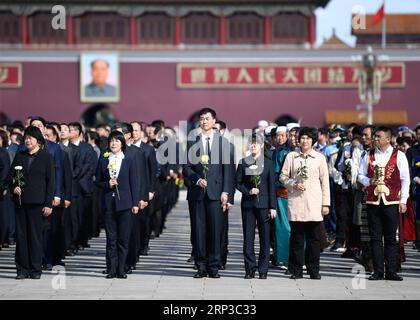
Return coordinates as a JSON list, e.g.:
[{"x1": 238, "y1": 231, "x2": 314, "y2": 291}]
[{"x1": 280, "y1": 127, "x2": 330, "y2": 280}]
